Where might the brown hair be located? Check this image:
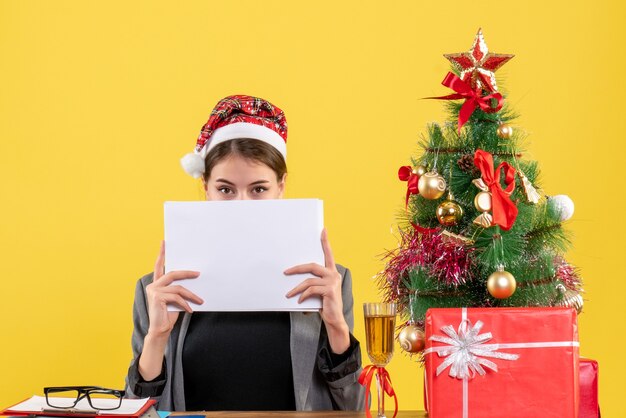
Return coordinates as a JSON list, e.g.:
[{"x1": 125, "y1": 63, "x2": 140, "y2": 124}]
[{"x1": 202, "y1": 138, "x2": 287, "y2": 183}]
